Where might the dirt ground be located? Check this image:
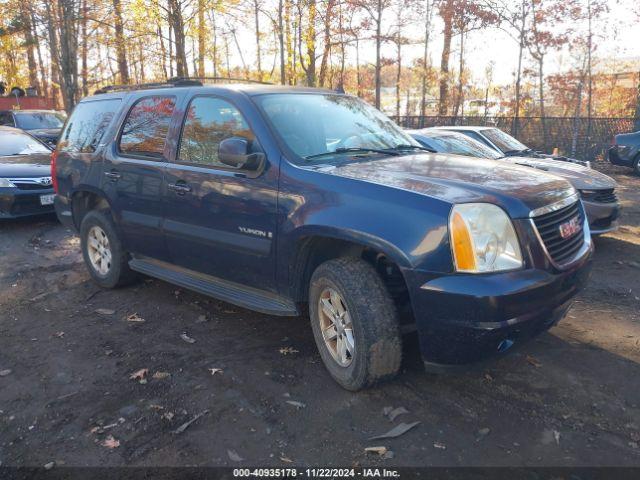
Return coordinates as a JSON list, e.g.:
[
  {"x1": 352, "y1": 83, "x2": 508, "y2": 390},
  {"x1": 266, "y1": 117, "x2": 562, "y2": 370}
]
[{"x1": 1, "y1": 163, "x2": 639, "y2": 468}]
